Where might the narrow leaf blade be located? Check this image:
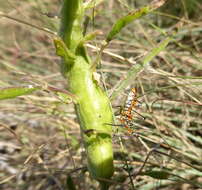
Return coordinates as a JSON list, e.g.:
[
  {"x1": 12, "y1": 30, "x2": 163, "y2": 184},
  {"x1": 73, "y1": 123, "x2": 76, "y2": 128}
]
[
  {"x1": 0, "y1": 85, "x2": 40, "y2": 100},
  {"x1": 106, "y1": 6, "x2": 150, "y2": 42},
  {"x1": 106, "y1": 0, "x2": 168, "y2": 42},
  {"x1": 111, "y1": 37, "x2": 172, "y2": 99}
]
